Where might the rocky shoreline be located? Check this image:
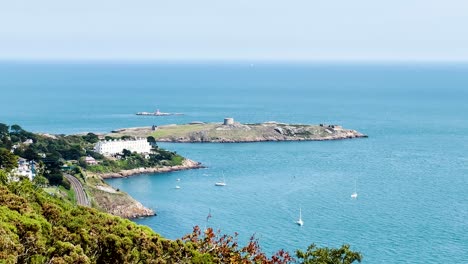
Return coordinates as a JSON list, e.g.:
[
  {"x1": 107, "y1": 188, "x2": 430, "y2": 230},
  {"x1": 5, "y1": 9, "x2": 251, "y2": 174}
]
[
  {"x1": 99, "y1": 159, "x2": 204, "y2": 179},
  {"x1": 156, "y1": 132, "x2": 367, "y2": 143}
]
